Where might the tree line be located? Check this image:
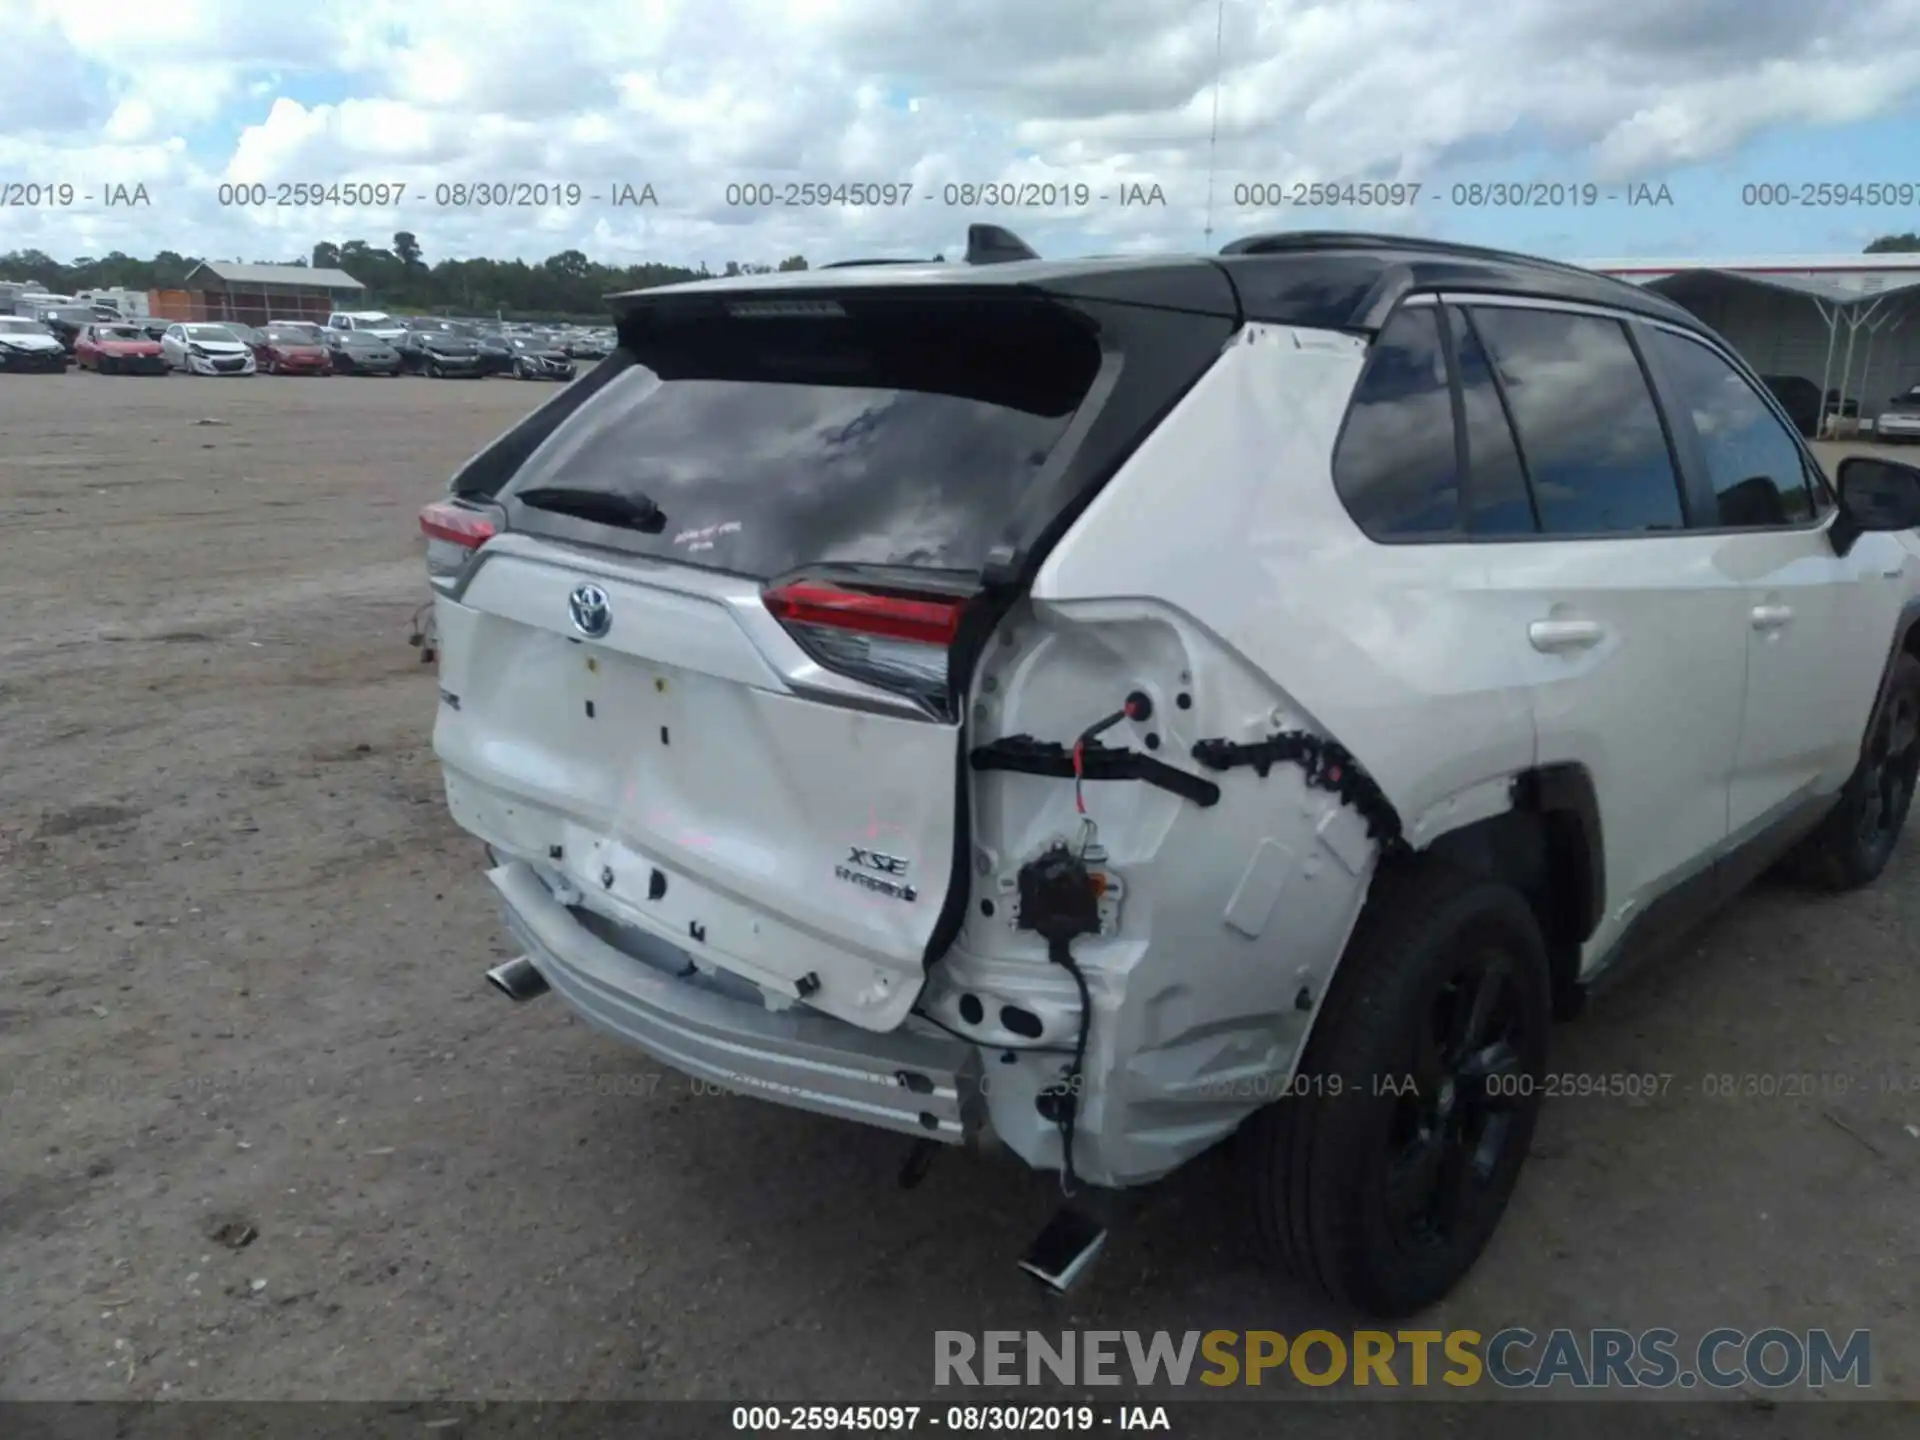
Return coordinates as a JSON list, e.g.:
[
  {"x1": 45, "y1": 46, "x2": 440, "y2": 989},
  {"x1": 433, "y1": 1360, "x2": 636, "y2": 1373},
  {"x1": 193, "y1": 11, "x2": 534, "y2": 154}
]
[
  {"x1": 4, "y1": 230, "x2": 1913, "y2": 322},
  {"x1": 0, "y1": 233, "x2": 812, "y2": 322}
]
